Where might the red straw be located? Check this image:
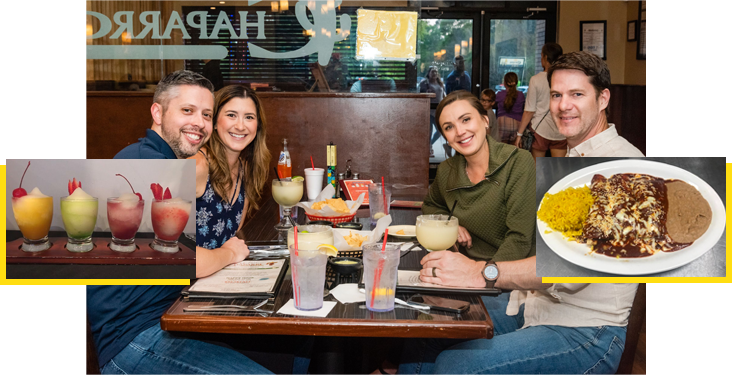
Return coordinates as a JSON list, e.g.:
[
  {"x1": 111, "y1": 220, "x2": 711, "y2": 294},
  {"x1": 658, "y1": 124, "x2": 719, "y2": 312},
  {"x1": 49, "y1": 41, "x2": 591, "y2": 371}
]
[
  {"x1": 310, "y1": 156, "x2": 315, "y2": 170},
  {"x1": 370, "y1": 229, "x2": 390, "y2": 308},
  {"x1": 381, "y1": 176, "x2": 388, "y2": 215},
  {"x1": 293, "y1": 226, "x2": 300, "y2": 306}
]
